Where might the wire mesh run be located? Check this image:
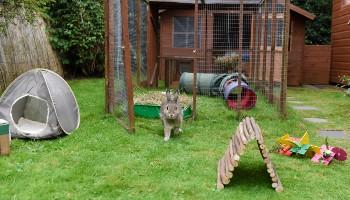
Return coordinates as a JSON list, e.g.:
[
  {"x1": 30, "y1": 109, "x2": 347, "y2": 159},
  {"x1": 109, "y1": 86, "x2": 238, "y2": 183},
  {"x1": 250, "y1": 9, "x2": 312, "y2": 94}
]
[
  {"x1": 105, "y1": 0, "x2": 290, "y2": 131},
  {"x1": 194, "y1": 0, "x2": 288, "y2": 113}
]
